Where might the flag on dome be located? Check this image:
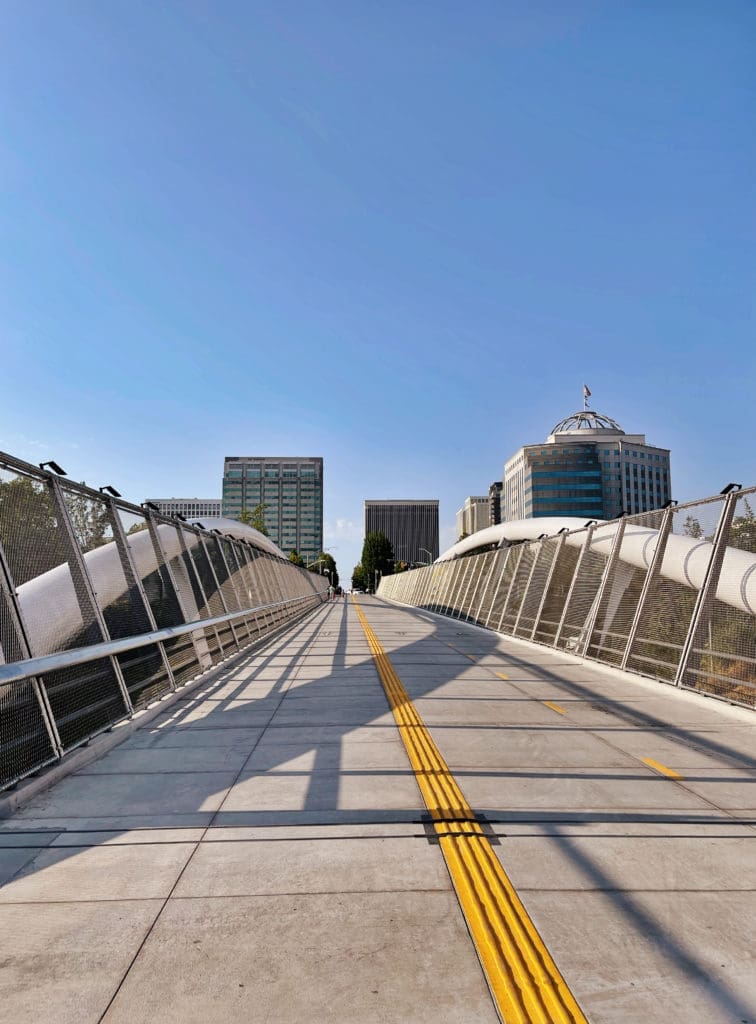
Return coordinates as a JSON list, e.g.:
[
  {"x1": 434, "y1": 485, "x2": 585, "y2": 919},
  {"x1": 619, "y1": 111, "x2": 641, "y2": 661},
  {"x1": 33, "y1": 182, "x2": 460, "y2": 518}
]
[{"x1": 583, "y1": 384, "x2": 591, "y2": 399}]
